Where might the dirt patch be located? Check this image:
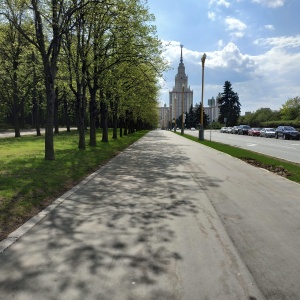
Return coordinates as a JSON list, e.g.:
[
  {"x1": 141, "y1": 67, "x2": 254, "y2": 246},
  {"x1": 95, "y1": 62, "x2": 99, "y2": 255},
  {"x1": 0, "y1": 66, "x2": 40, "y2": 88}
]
[{"x1": 240, "y1": 157, "x2": 292, "y2": 177}]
